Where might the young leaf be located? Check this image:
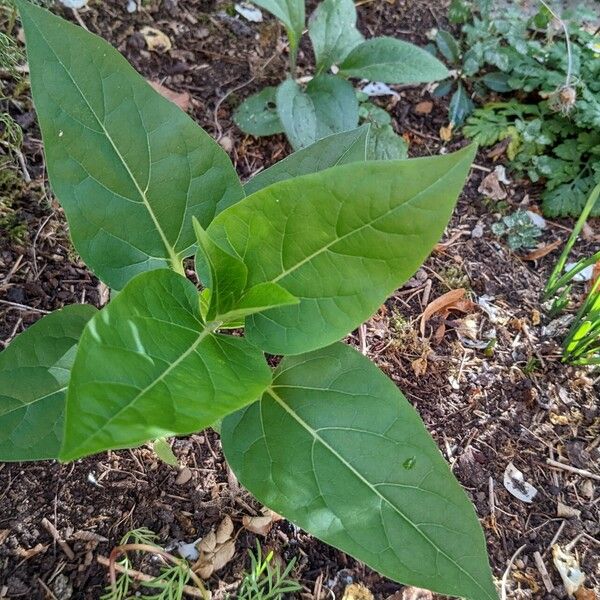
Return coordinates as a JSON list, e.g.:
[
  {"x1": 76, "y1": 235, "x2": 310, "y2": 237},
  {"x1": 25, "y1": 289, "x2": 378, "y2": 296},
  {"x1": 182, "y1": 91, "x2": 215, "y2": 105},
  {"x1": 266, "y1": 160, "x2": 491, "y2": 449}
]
[
  {"x1": 276, "y1": 76, "x2": 359, "y2": 150},
  {"x1": 449, "y1": 82, "x2": 475, "y2": 126},
  {"x1": 244, "y1": 126, "x2": 369, "y2": 195},
  {"x1": 60, "y1": 270, "x2": 271, "y2": 461},
  {"x1": 308, "y1": 0, "x2": 364, "y2": 72},
  {"x1": 207, "y1": 145, "x2": 476, "y2": 355},
  {"x1": 250, "y1": 0, "x2": 305, "y2": 57},
  {"x1": 481, "y1": 72, "x2": 512, "y2": 93},
  {"x1": 0, "y1": 304, "x2": 96, "y2": 461},
  {"x1": 194, "y1": 219, "x2": 298, "y2": 322},
  {"x1": 339, "y1": 37, "x2": 449, "y2": 84},
  {"x1": 435, "y1": 30, "x2": 460, "y2": 64},
  {"x1": 222, "y1": 343, "x2": 496, "y2": 600},
  {"x1": 233, "y1": 87, "x2": 283, "y2": 136},
  {"x1": 17, "y1": 0, "x2": 243, "y2": 290}
]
